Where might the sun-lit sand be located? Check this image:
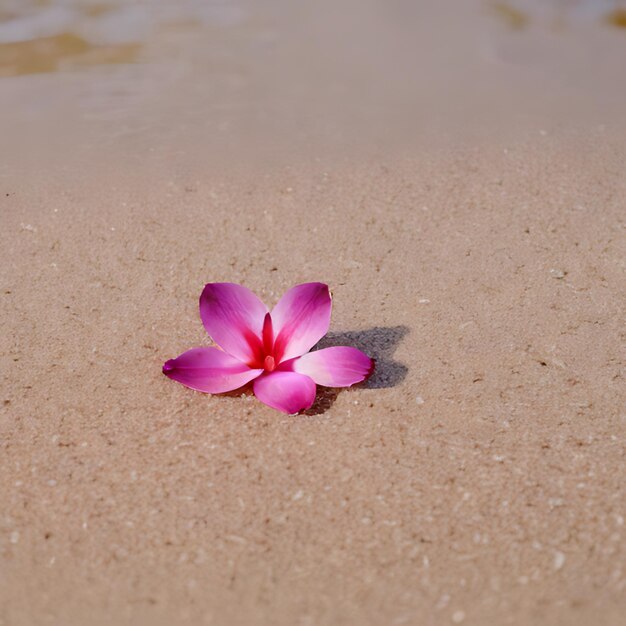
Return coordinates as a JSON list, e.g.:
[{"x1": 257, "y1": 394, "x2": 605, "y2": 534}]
[{"x1": 1, "y1": 2, "x2": 625, "y2": 625}]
